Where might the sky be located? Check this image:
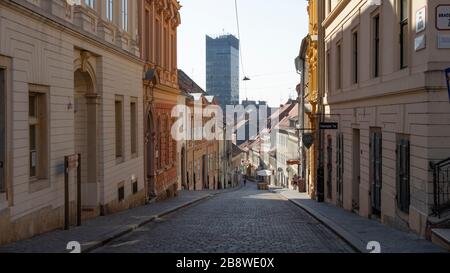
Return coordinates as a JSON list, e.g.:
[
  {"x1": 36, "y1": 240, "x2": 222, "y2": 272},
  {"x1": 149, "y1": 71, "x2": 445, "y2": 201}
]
[{"x1": 178, "y1": 0, "x2": 309, "y2": 108}]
